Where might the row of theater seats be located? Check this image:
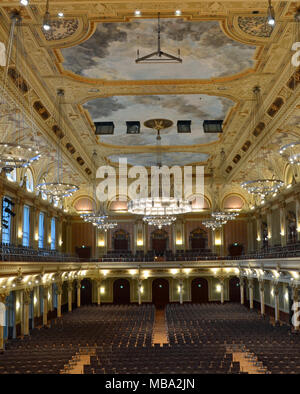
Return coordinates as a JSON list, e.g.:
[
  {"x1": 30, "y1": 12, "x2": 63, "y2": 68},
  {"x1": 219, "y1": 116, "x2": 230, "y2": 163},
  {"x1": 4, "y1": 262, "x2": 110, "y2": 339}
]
[
  {"x1": 229, "y1": 242, "x2": 300, "y2": 260},
  {"x1": 0, "y1": 243, "x2": 79, "y2": 262}
]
